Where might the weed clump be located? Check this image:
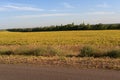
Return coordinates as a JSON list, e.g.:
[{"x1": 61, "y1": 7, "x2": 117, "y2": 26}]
[
  {"x1": 79, "y1": 46, "x2": 95, "y2": 57},
  {"x1": 0, "y1": 49, "x2": 14, "y2": 55},
  {"x1": 79, "y1": 46, "x2": 120, "y2": 58},
  {"x1": 0, "y1": 46, "x2": 64, "y2": 57},
  {"x1": 105, "y1": 50, "x2": 120, "y2": 58}
]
